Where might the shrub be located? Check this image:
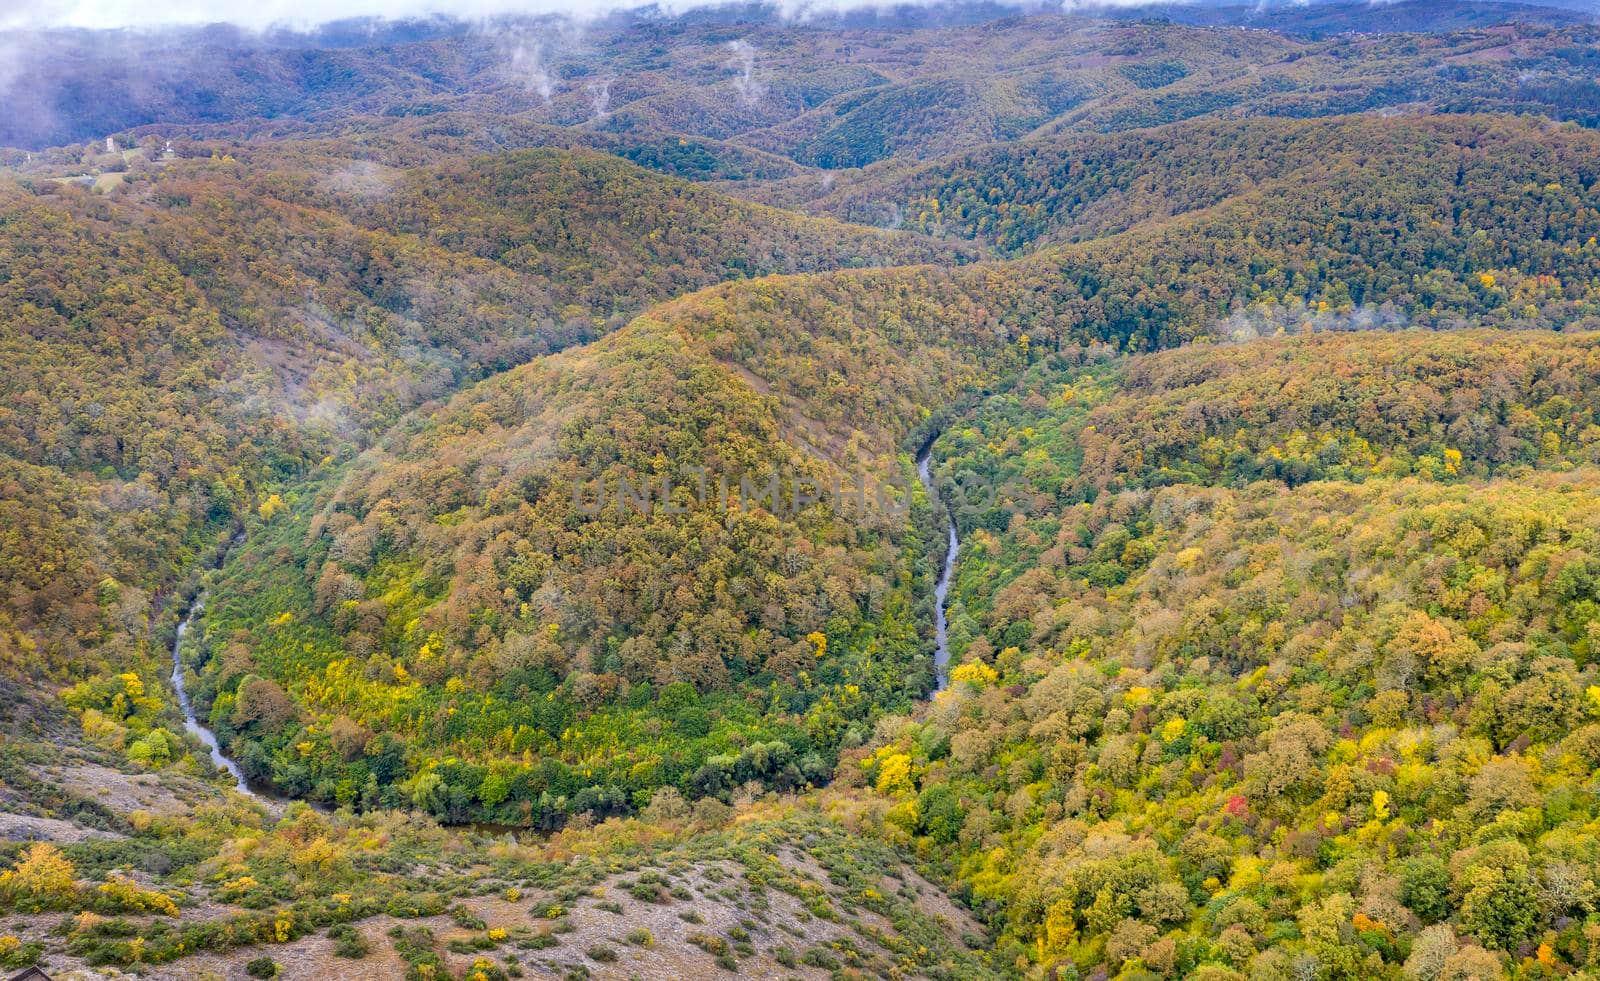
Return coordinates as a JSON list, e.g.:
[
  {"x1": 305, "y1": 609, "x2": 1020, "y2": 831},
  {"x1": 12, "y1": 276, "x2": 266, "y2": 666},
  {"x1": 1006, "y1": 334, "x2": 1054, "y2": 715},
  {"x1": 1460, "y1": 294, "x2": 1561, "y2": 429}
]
[
  {"x1": 627, "y1": 881, "x2": 665, "y2": 903},
  {"x1": 328, "y1": 923, "x2": 371, "y2": 958},
  {"x1": 449, "y1": 903, "x2": 486, "y2": 929},
  {"x1": 94, "y1": 873, "x2": 179, "y2": 916},
  {"x1": 0, "y1": 935, "x2": 44, "y2": 969},
  {"x1": 687, "y1": 933, "x2": 729, "y2": 956},
  {"x1": 0, "y1": 843, "x2": 78, "y2": 911},
  {"x1": 245, "y1": 956, "x2": 278, "y2": 978}
]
